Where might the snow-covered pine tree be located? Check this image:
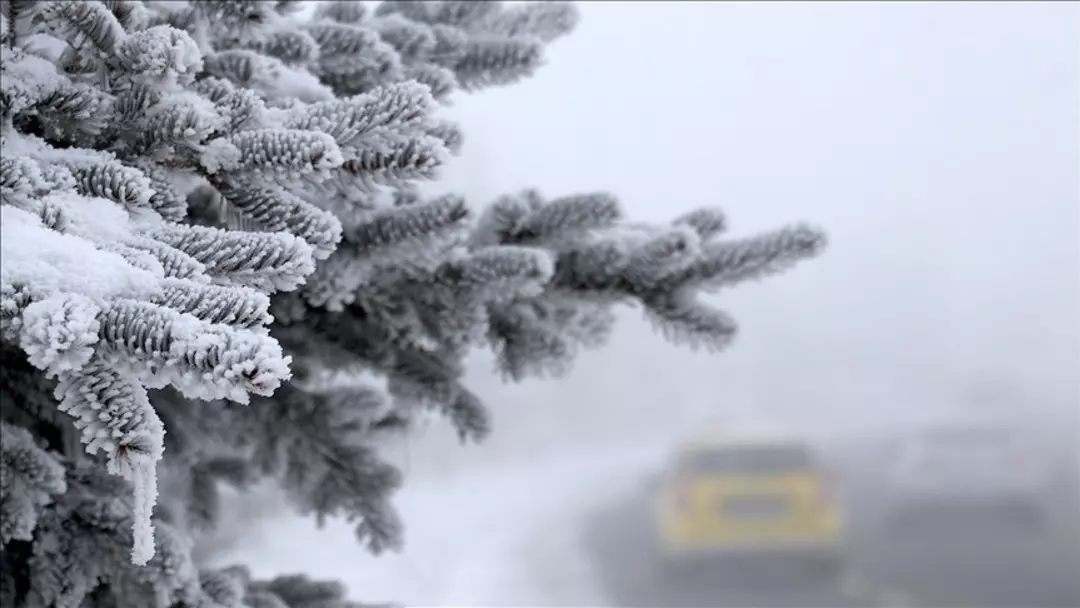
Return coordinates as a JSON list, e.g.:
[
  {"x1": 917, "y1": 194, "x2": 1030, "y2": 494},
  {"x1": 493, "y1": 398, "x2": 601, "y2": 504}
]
[{"x1": 0, "y1": 1, "x2": 827, "y2": 606}]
